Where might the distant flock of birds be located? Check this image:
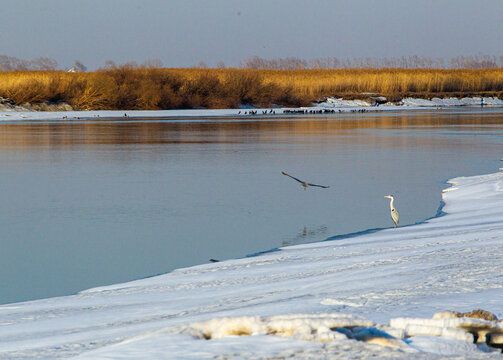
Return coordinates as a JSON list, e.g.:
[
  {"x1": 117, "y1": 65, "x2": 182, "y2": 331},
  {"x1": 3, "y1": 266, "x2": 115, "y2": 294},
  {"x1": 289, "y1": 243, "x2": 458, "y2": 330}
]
[
  {"x1": 238, "y1": 110, "x2": 275, "y2": 115},
  {"x1": 237, "y1": 108, "x2": 384, "y2": 115},
  {"x1": 60, "y1": 108, "x2": 382, "y2": 120},
  {"x1": 281, "y1": 171, "x2": 399, "y2": 228}
]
